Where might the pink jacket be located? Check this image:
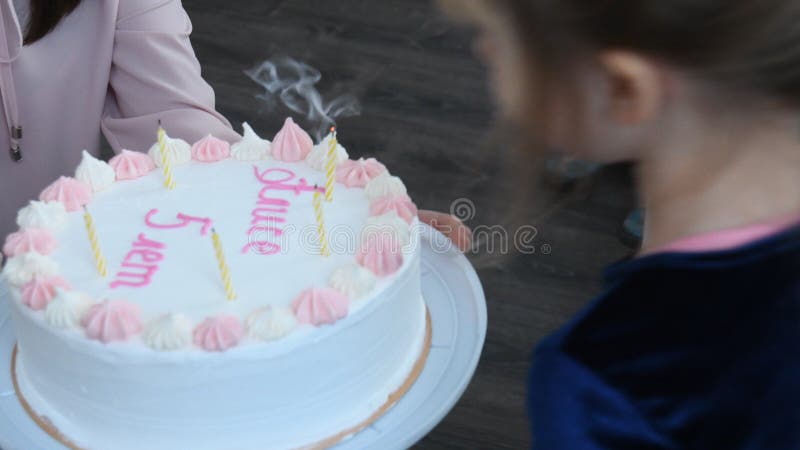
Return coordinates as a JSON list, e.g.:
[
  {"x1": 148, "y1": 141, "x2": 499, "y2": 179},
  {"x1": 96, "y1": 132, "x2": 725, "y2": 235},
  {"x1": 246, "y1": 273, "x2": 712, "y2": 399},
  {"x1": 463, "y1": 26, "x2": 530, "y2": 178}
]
[{"x1": 0, "y1": 0, "x2": 240, "y2": 237}]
